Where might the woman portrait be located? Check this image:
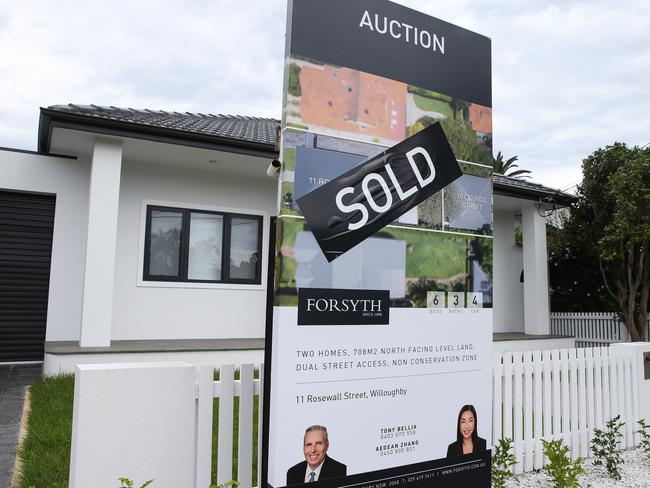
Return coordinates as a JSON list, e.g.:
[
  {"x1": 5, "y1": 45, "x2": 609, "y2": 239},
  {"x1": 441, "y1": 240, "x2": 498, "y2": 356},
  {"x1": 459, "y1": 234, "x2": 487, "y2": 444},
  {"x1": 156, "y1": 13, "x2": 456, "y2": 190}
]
[{"x1": 446, "y1": 404, "x2": 486, "y2": 457}]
